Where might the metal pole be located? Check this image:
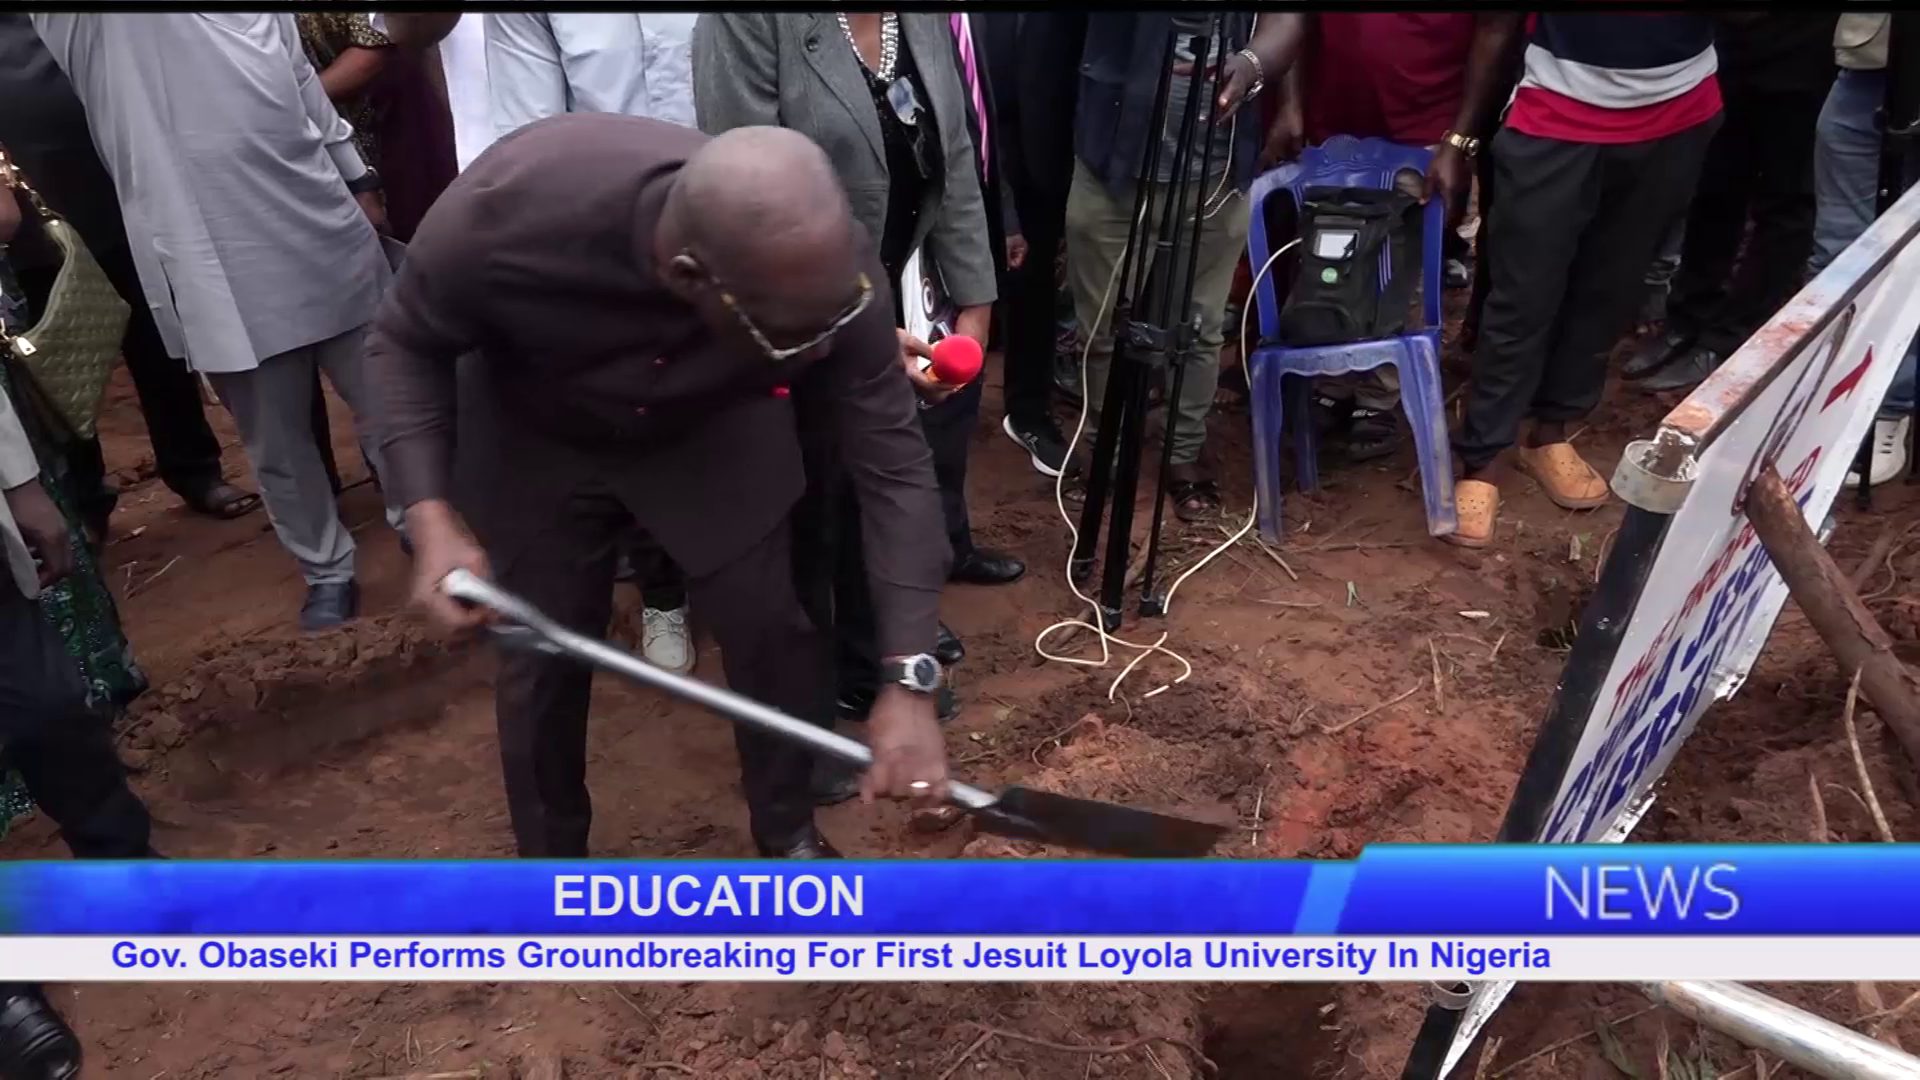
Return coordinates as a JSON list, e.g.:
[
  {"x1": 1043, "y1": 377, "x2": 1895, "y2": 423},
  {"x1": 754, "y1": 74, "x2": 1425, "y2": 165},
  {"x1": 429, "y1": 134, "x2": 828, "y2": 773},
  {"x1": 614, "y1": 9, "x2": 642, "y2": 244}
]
[
  {"x1": 1643, "y1": 982, "x2": 1920, "y2": 1080},
  {"x1": 438, "y1": 570, "x2": 1004, "y2": 811}
]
